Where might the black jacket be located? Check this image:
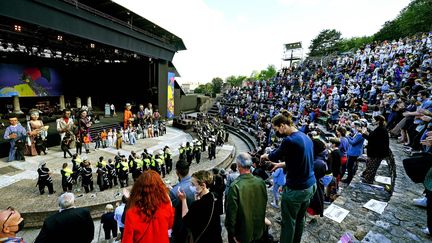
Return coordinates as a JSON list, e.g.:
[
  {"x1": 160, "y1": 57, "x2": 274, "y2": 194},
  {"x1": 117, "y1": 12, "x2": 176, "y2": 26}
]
[
  {"x1": 35, "y1": 207, "x2": 94, "y2": 243},
  {"x1": 363, "y1": 125, "x2": 390, "y2": 158}
]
